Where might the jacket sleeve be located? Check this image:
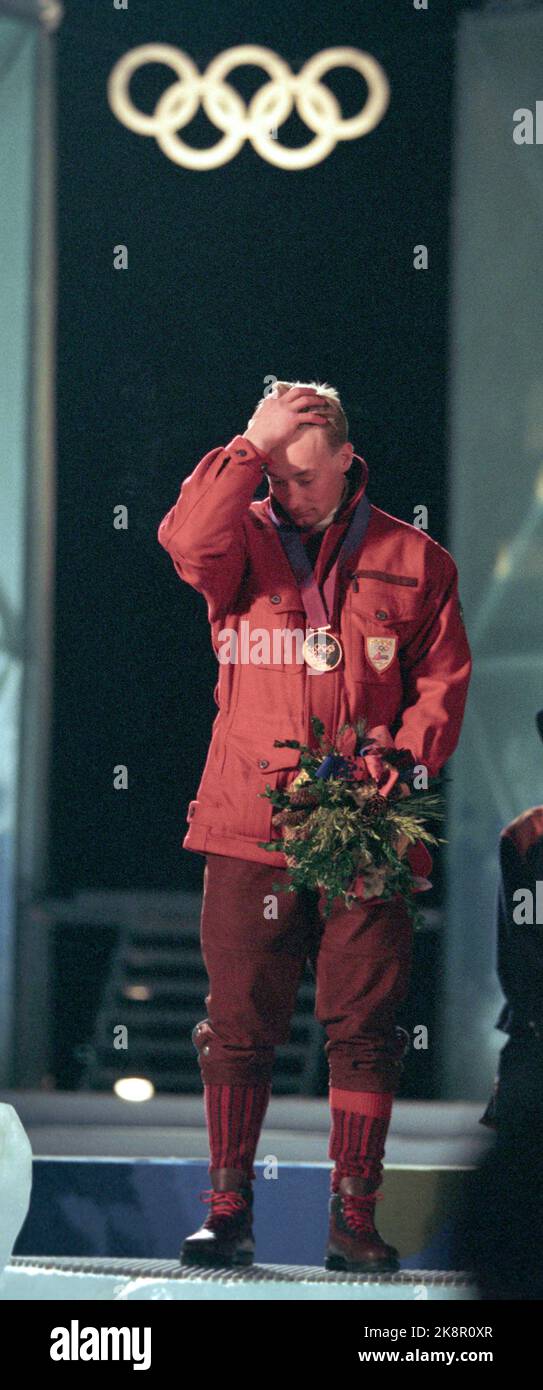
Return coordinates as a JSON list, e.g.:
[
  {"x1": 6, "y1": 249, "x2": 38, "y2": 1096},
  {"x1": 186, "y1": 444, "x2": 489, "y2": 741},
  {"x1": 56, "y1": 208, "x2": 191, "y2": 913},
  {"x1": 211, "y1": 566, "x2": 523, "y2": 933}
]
[
  {"x1": 496, "y1": 832, "x2": 525, "y2": 1013},
  {"x1": 157, "y1": 435, "x2": 270, "y2": 622},
  {"x1": 495, "y1": 824, "x2": 543, "y2": 1029},
  {"x1": 392, "y1": 545, "x2": 472, "y2": 777}
]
